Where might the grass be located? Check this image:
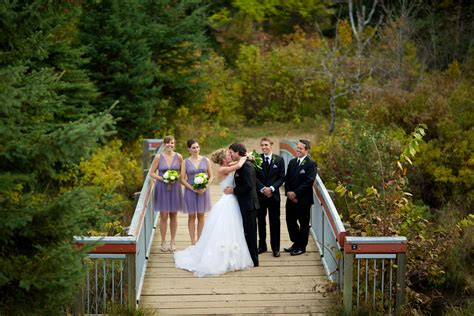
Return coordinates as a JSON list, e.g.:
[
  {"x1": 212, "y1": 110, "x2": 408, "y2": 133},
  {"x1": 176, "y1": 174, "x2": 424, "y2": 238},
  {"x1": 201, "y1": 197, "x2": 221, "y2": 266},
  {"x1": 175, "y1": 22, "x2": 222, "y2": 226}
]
[{"x1": 194, "y1": 117, "x2": 328, "y2": 155}]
